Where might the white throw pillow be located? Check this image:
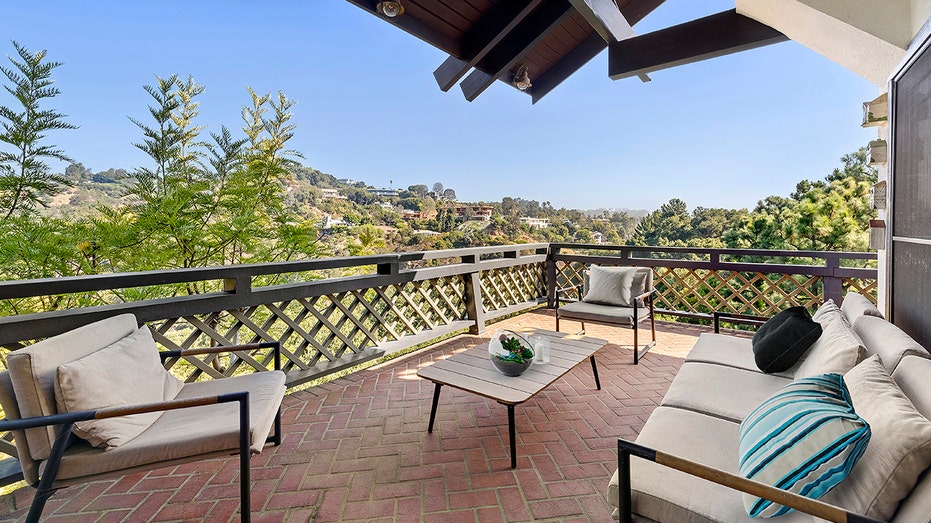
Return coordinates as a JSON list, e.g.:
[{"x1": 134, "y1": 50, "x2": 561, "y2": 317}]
[
  {"x1": 54, "y1": 326, "x2": 184, "y2": 449},
  {"x1": 582, "y1": 265, "x2": 645, "y2": 307},
  {"x1": 823, "y1": 355, "x2": 931, "y2": 520}
]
